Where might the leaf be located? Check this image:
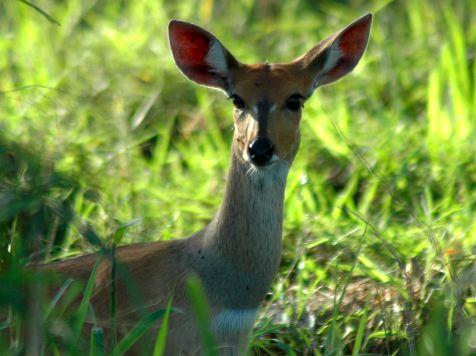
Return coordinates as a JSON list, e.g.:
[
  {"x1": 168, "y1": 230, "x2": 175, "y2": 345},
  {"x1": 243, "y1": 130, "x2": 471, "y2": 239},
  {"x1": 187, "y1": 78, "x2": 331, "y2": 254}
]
[
  {"x1": 113, "y1": 218, "x2": 142, "y2": 245},
  {"x1": 81, "y1": 224, "x2": 106, "y2": 249}
]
